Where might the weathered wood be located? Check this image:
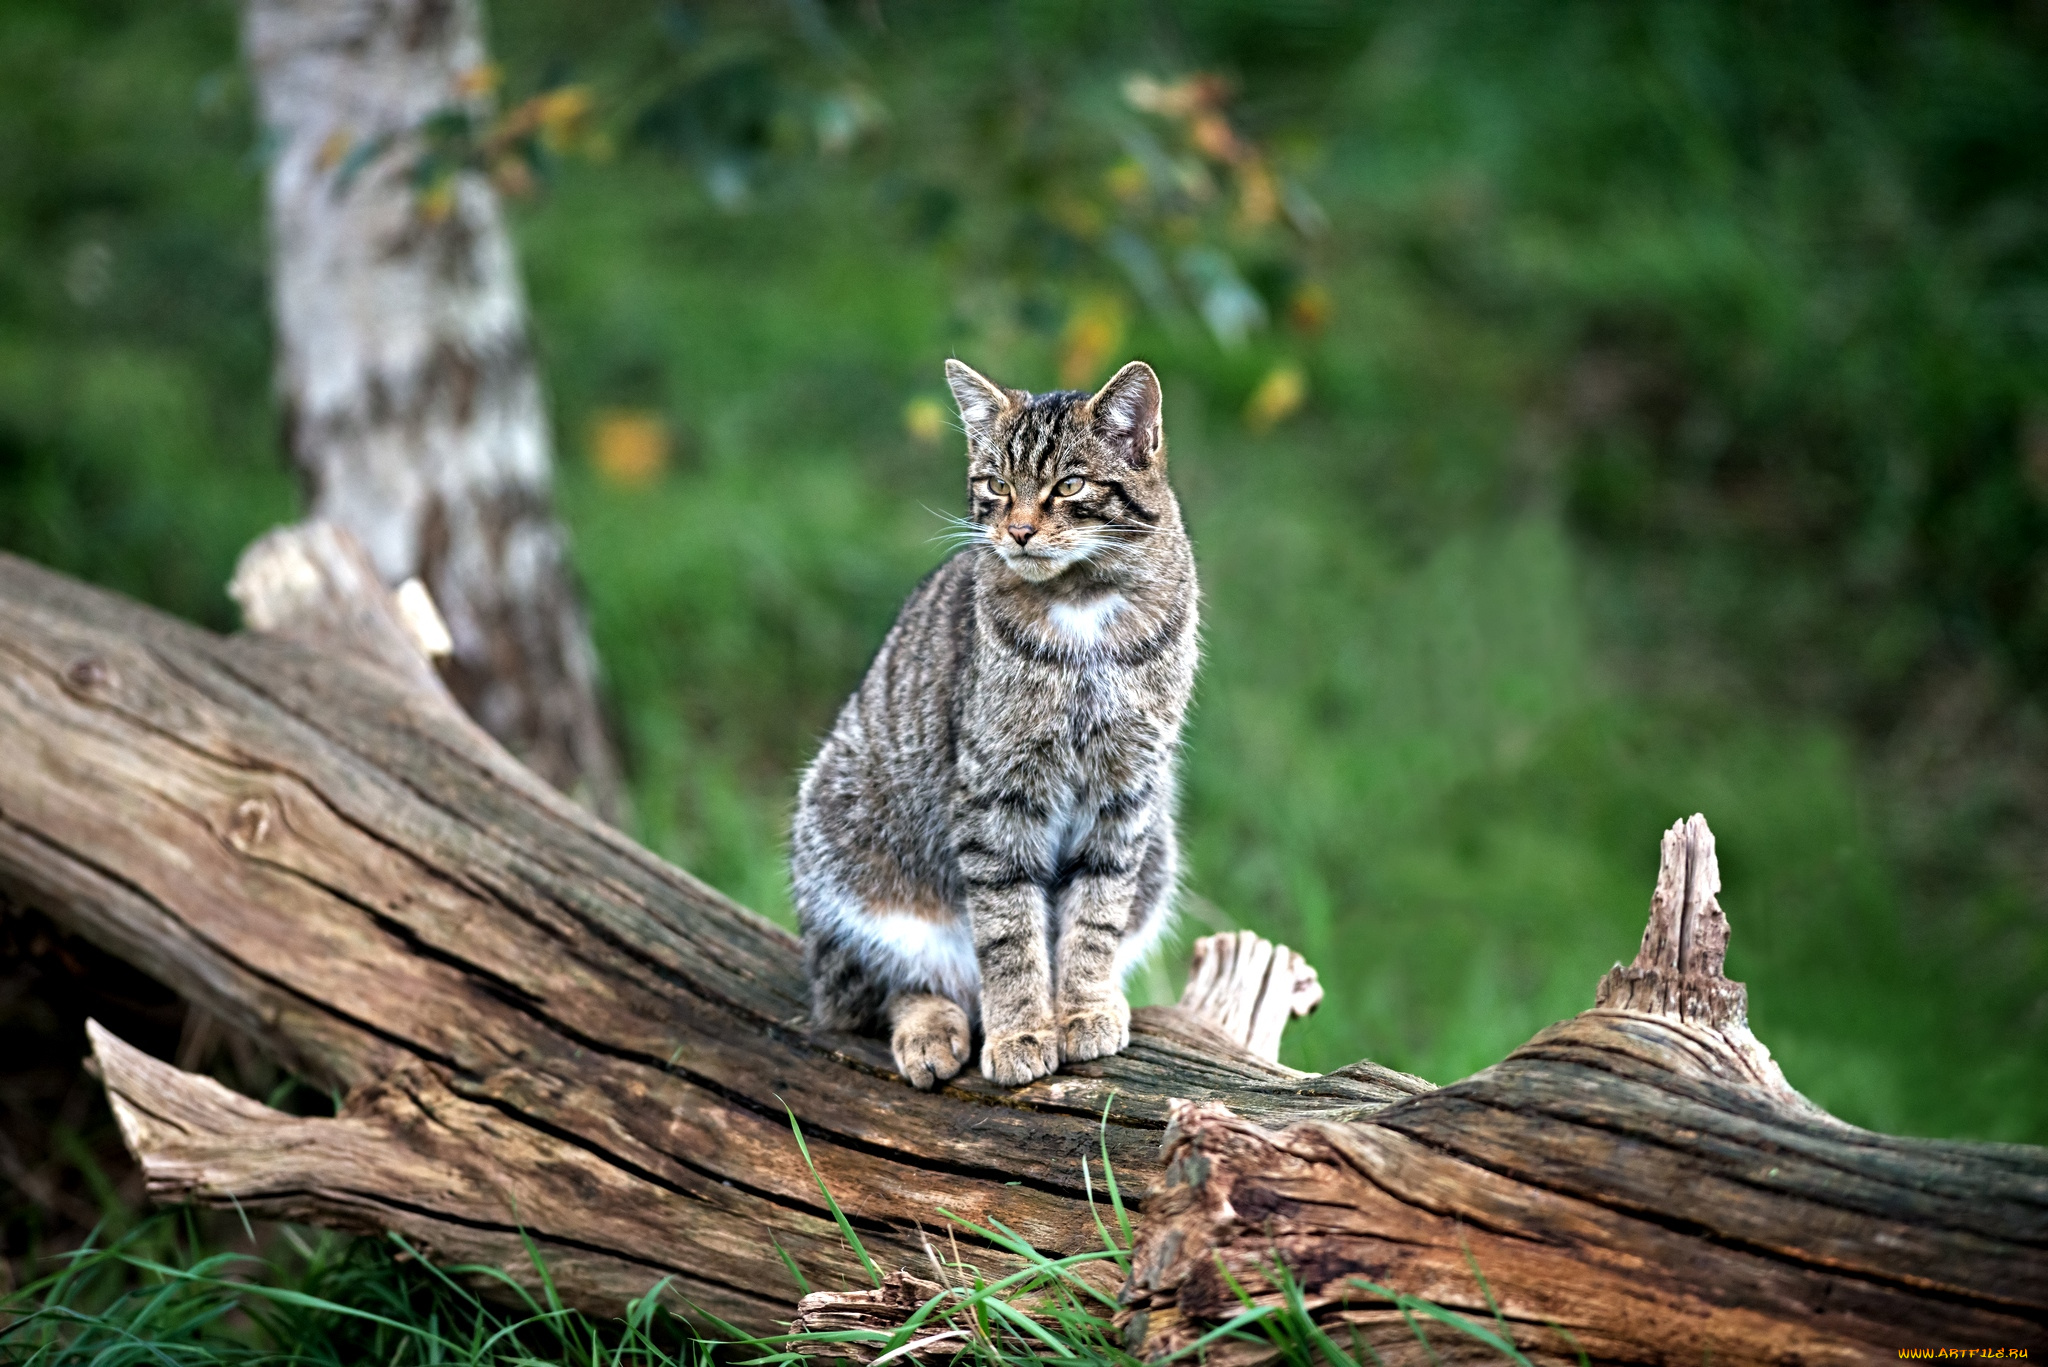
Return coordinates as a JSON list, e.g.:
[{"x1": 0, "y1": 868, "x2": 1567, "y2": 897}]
[
  {"x1": 0, "y1": 549, "x2": 1417, "y2": 1331},
  {"x1": 791, "y1": 1270, "x2": 957, "y2": 1361},
  {"x1": 228, "y1": 522, "x2": 454, "y2": 701},
  {"x1": 1176, "y1": 931, "x2": 1322, "y2": 1066},
  {"x1": 1120, "y1": 817, "x2": 2048, "y2": 1363}
]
